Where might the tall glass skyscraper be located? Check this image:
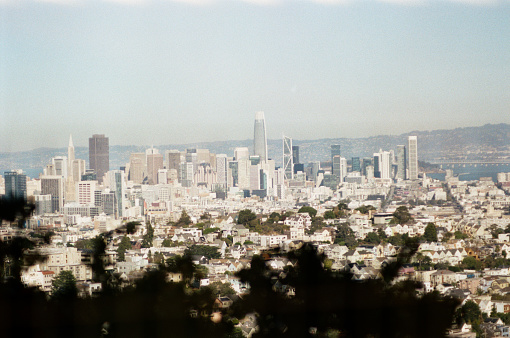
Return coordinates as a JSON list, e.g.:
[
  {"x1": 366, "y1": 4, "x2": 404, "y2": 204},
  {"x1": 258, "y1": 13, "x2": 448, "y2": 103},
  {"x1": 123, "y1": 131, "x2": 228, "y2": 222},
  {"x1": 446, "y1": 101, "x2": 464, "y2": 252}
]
[
  {"x1": 89, "y1": 134, "x2": 109, "y2": 183},
  {"x1": 253, "y1": 111, "x2": 268, "y2": 162},
  {"x1": 4, "y1": 170, "x2": 27, "y2": 200},
  {"x1": 396, "y1": 145, "x2": 407, "y2": 180}
]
